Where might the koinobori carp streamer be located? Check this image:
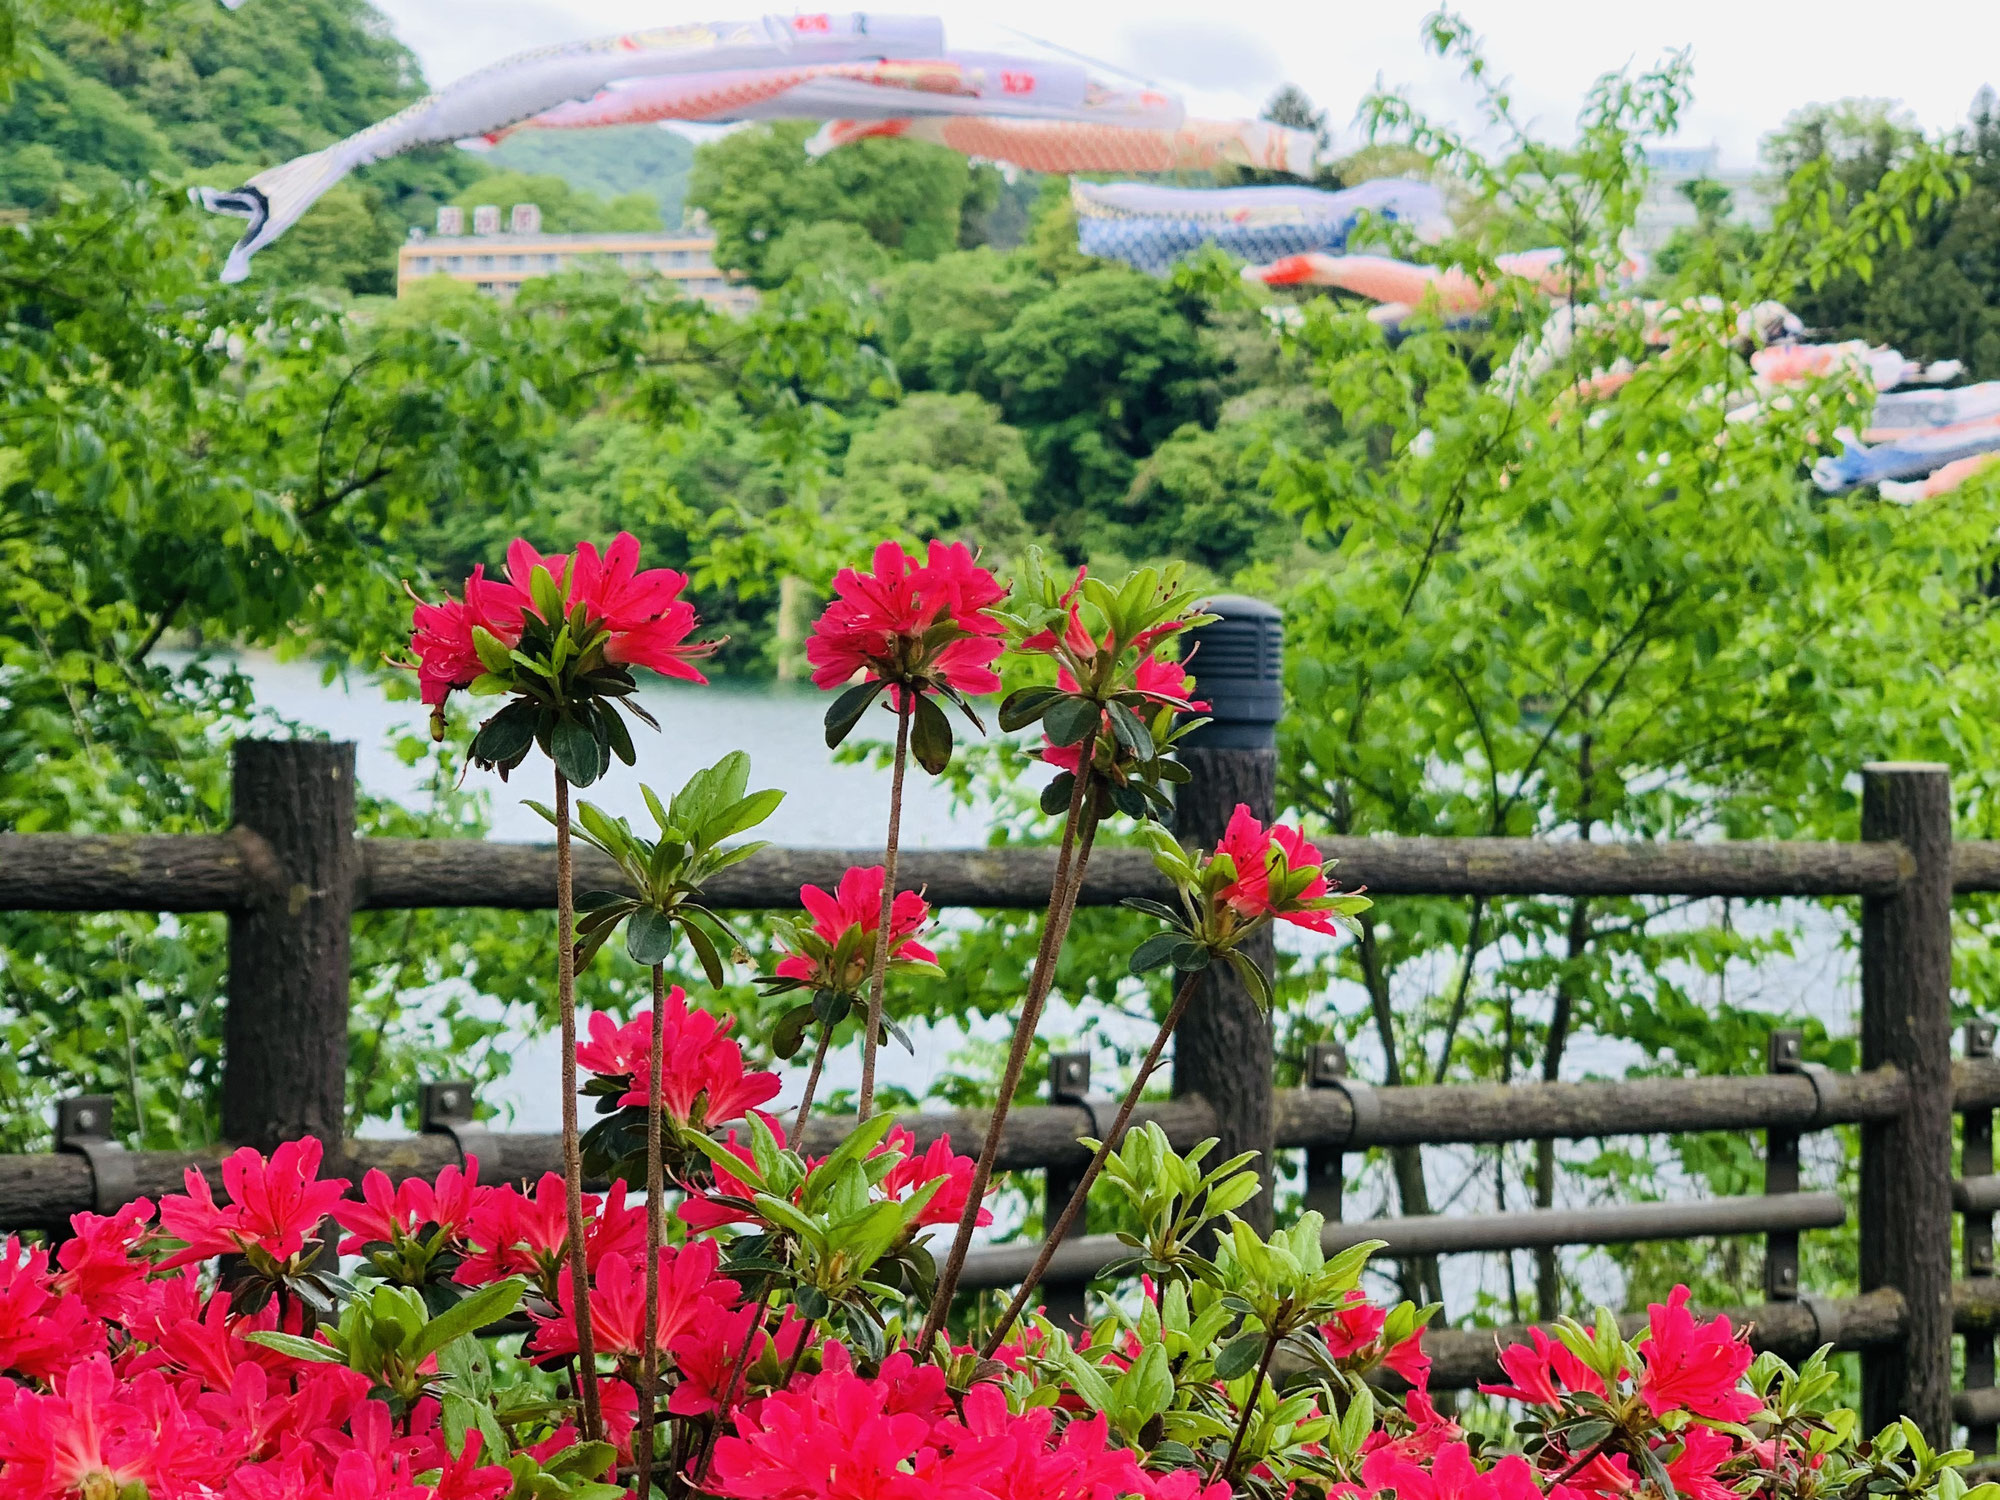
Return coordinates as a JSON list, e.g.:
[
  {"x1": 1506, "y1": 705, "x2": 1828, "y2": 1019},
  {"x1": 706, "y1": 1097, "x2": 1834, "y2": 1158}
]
[
  {"x1": 194, "y1": 12, "x2": 944, "y2": 283},
  {"x1": 803, "y1": 111, "x2": 1315, "y2": 176},
  {"x1": 1071, "y1": 178, "x2": 1447, "y2": 277}
]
